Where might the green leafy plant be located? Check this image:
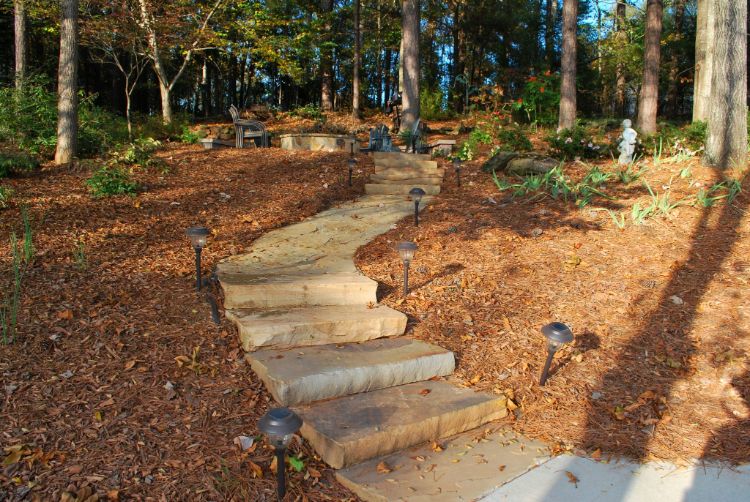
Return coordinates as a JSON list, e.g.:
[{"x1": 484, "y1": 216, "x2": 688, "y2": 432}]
[
  {"x1": 287, "y1": 455, "x2": 305, "y2": 472},
  {"x1": 1, "y1": 232, "x2": 23, "y2": 344},
  {"x1": 547, "y1": 126, "x2": 609, "y2": 160},
  {"x1": 497, "y1": 127, "x2": 532, "y2": 151},
  {"x1": 290, "y1": 104, "x2": 325, "y2": 121},
  {"x1": 73, "y1": 238, "x2": 87, "y2": 270},
  {"x1": 21, "y1": 206, "x2": 33, "y2": 263},
  {"x1": 617, "y1": 161, "x2": 647, "y2": 184},
  {"x1": 0, "y1": 186, "x2": 13, "y2": 209},
  {"x1": 86, "y1": 166, "x2": 138, "y2": 197},
  {"x1": 695, "y1": 179, "x2": 743, "y2": 207},
  {"x1": 178, "y1": 125, "x2": 205, "y2": 144},
  {"x1": 607, "y1": 209, "x2": 626, "y2": 229},
  {"x1": 511, "y1": 72, "x2": 560, "y2": 127},
  {"x1": 0, "y1": 152, "x2": 39, "y2": 178},
  {"x1": 457, "y1": 126, "x2": 494, "y2": 160}
]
